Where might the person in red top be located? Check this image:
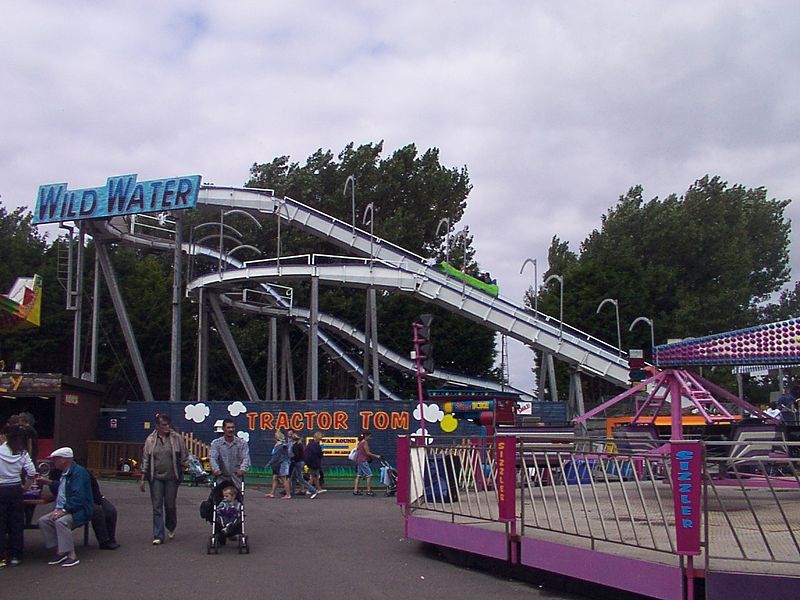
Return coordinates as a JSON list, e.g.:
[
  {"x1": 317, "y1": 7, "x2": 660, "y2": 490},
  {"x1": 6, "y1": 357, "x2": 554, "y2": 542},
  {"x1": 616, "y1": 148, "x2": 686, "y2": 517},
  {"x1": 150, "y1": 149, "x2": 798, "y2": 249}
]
[{"x1": 353, "y1": 431, "x2": 381, "y2": 496}]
